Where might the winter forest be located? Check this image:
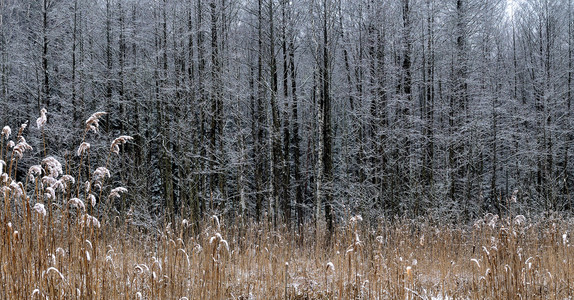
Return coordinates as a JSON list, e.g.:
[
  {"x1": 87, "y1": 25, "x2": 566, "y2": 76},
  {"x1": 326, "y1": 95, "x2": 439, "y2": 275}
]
[
  {"x1": 4, "y1": 0, "x2": 574, "y2": 298},
  {"x1": 1, "y1": 0, "x2": 573, "y2": 230}
]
